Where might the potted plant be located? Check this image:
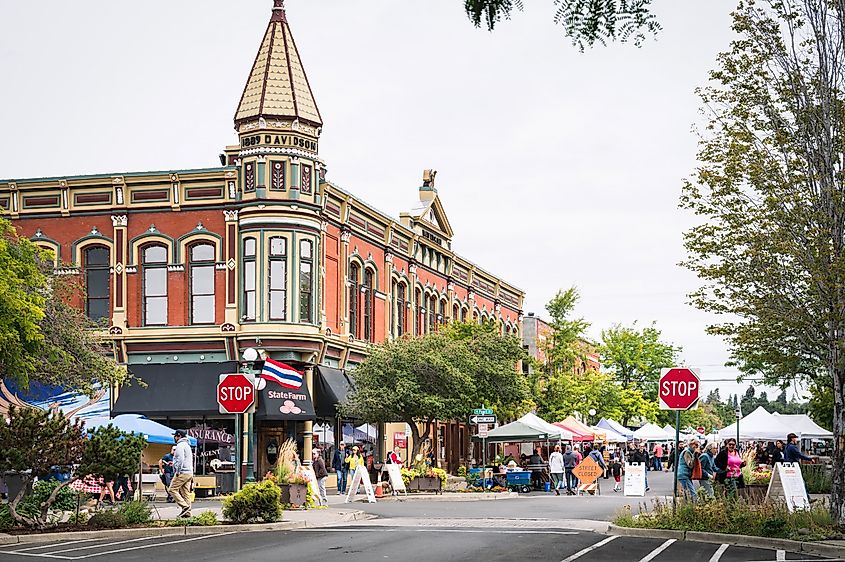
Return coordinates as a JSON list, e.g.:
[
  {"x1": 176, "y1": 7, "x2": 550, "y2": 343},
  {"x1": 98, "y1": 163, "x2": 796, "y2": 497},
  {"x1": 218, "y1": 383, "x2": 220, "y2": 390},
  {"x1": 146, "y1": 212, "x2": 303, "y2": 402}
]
[{"x1": 287, "y1": 473, "x2": 309, "y2": 507}]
